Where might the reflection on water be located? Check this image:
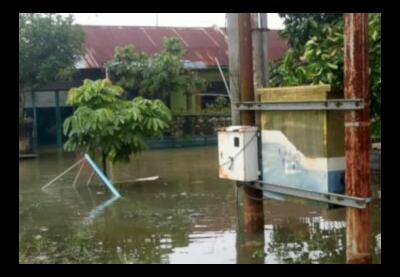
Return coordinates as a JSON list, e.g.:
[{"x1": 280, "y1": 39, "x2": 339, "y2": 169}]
[{"x1": 19, "y1": 147, "x2": 381, "y2": 264}]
